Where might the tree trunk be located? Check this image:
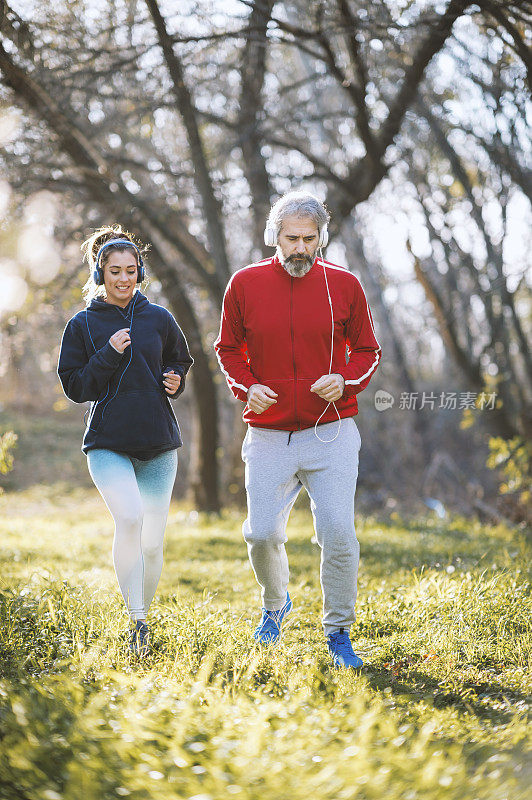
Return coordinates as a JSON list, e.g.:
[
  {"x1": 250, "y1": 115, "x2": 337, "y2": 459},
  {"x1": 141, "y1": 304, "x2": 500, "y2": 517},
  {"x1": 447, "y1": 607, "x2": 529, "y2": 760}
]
[
  {"x1": 137, "y1": 234, "x2": 220, "y2": 512},
  {"x1": 239, "y1": 0, "x2": 275, "y2": 256}
]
